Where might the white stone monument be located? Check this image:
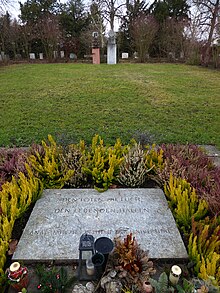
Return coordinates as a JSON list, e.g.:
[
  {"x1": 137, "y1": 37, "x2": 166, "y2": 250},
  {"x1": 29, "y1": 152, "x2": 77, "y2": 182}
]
[
  {"x1": 107, "y1": 30, "x2": 117, "y2": 65},
  {"x1": 53, "y1": 51, "x2": 58, "y2": 58},
  {"x1": 60, "y1": 51, "x2": 65, "y2": 58},
  {"x1": 39, "y1": 53, "x2": 43, "y2": 60},
  {"x1": 29, "y1": 53, "x2": 35, "y2": 59},
  {"x1": 122, "y1": 52, "x2": 129, "y2": 59},
  {"x1": 0, "y1": 51, "x2": 5, "y2": 61}
]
